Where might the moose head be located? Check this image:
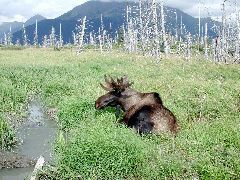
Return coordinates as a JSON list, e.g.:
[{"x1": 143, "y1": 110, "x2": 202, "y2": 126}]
[{"x1": 95, "y1": 75, "x2": 133, "y2": 111}]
